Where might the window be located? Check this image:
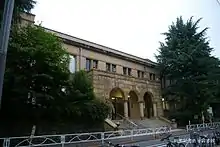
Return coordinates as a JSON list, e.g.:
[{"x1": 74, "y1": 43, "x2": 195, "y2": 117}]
[
  {"x1": 150, "y1": 73, "x2": 153, "y2": 80},
  {"x1": 106, "y1": 63, "x2": 116, "y2": 72},
  {"x1": 112, "y1": 64, "x2": 116, "y2": 72},
  {"x1": 86, "y1": 58, "x2": 92, "y2": 70},
  {"x1": 128, "y1": 68, "x2": 132, "y2": 76},
  {"x1": 106, "y1": 63, "x2": 111, "y2": 72},
  {"x1": 123, "y1": 67, "x2": 132, "y2": 76},
  {"x1": 141, "y1": 71, "x2": 144, "y2": 78},
  {"x1": 170, "y1": 79, "x2": 172, "y2": 85},
  {"x1": 123, "y1": 67, "x2": 127, "y2": 75},
  {"x1": 150, "y1": 73, "x2": 156, "y2": 80},
  {"x1": 93, "y1": 60, "x2": 98, "y2": 69},
  {"x1": 137, "y1": 70, "x2": 141, "y2": 77},
  {"x1": 69, "y1": 55, "x2": 76, "y2": 73},
  {"x1": 138, "y1": 71, "x2": 144, "y2": 78},
  {"x1": 153, "y1": 74, "x2": 156, "y2": 80}
]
